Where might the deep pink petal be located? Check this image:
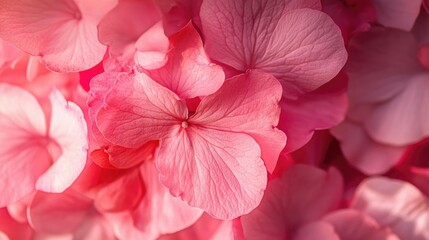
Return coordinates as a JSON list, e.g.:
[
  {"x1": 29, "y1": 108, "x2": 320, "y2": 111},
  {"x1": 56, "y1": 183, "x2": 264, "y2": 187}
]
[
  {"x1": 241, "y1": 165, "x2": 343, "y2": 239},
  {"x1": 280, "y1": 72, "x2": 348, "y2": 153},
  {"x1": 132, "y1": 160, "x2": 203, "y2": 236},
  {"x1": 201, "y1": 0, "x2": 346, "y2": 96},
  {"x1": 191, "y1": 71, "x2": 285, "y2": 172},
  {"x1": 35, "y1": 89, "x2": 88, "y2": 193},
  {"x1": 162, "y1": 0, "x2": 203, "y2": 37},
  {"x1": 352, "y1": 177, "x2": 429, "y2": 239},
  {"x1": 147, "y1": 22, "x2": 224, "y2": 99},
  {"x1": 0, "y1": 0, "x2": 114, "y2": 72},
  {"x1": 0, "y1": 208, "x2": 33, "y2": 240},
  {"x1": 95, "y1": 72, "x2": 187, "y2": 148},
  {"x1": 323, "y1": 209, "x2": 400, "y2": 240},
  {"x1": 28, "y1": 190, "x2": 92, "y2": 234},
  {"x1": 157, "y1": 126, "x2": 267, "y2": 219},
  {"x1": 372, "y1": 0, "x2": 421, "y2": 31},
  {"x1": 0, "y1": 84, "x2": 51, "y2": 206},
  {"x1": 331, "y1": 120, "x2": 406, "y2": 175}
]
